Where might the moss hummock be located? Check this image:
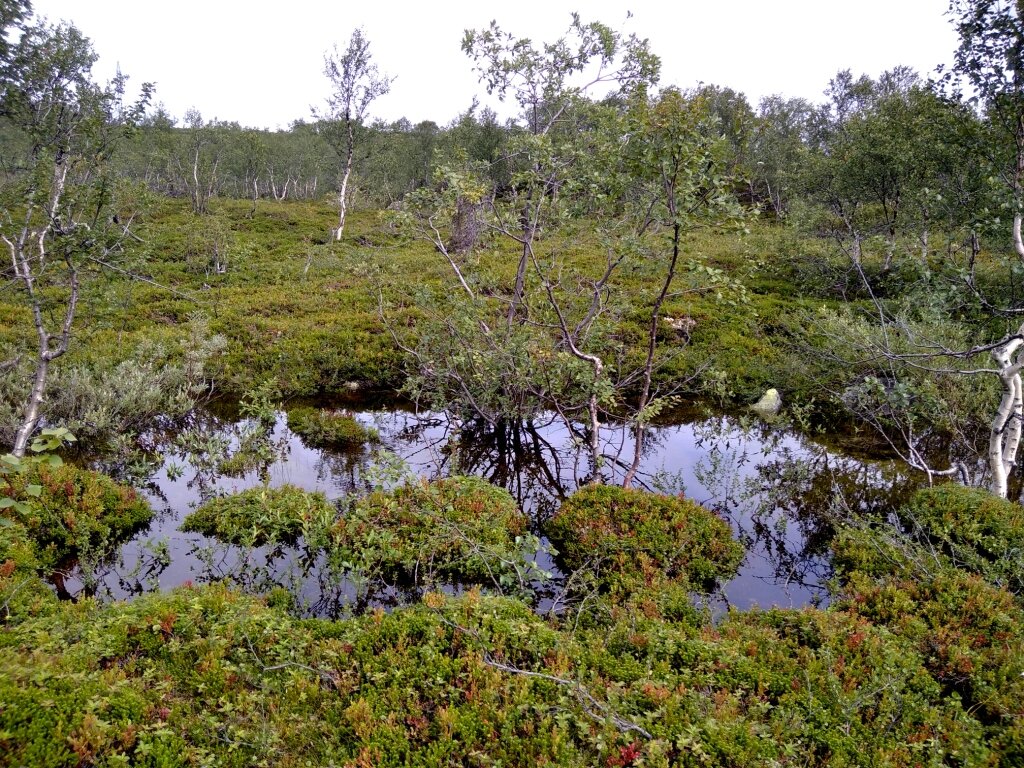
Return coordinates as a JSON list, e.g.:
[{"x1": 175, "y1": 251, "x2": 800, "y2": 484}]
[
  {"x1": 331, "y1": 475, "x2": 528, "y2": 584},
  {"x1": 181, "y1": 484, "x2": 336, "y2": 546},
  {"x1": 287, "y1": 407, "x2": 378, "y2": 449},
  {"x1": 547, "y1": 484, "x2": 743, "y2": 593}
]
